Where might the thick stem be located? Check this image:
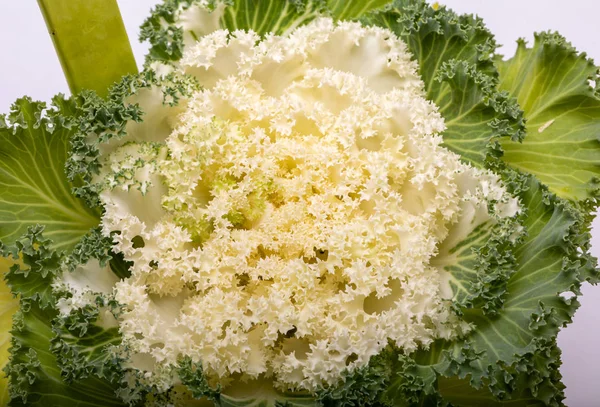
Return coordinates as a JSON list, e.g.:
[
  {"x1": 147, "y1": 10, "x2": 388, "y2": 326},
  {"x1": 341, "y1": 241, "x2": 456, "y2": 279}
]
[{"x1": 37, "y1": 0, "x2": 138, "y2": 97}]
